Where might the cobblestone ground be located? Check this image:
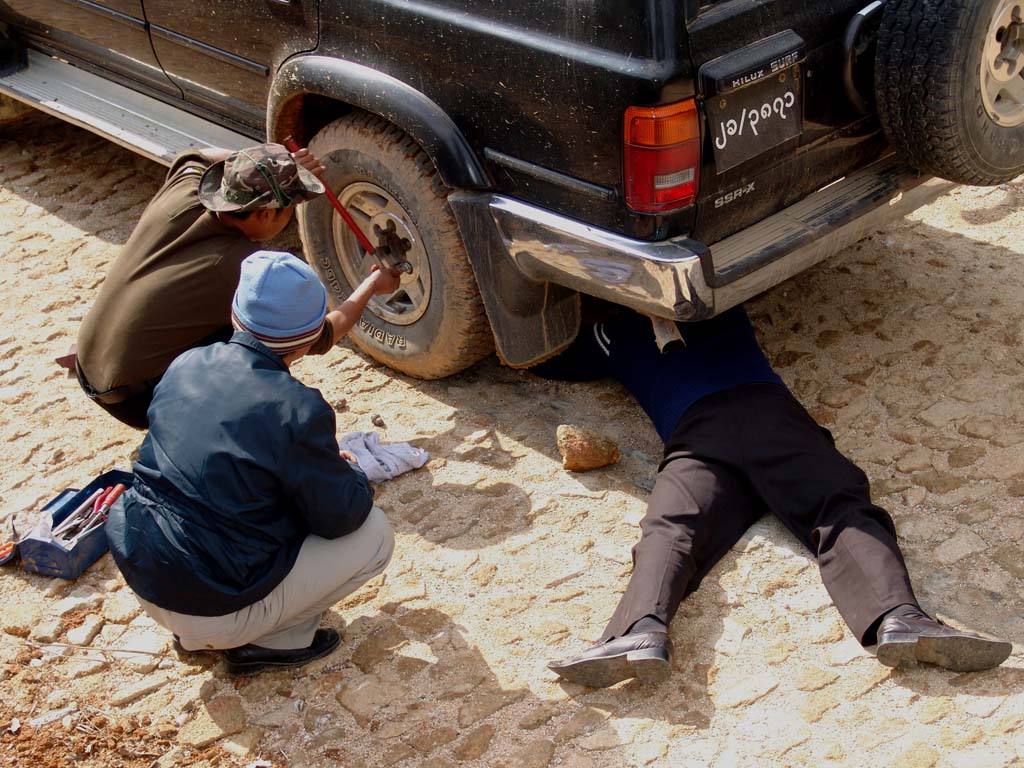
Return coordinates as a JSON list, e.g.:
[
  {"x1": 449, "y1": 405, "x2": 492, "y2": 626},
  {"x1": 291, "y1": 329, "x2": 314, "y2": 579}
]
[{"x1": 0, "y1": 113, "x2": 1021, "y2": 768}]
